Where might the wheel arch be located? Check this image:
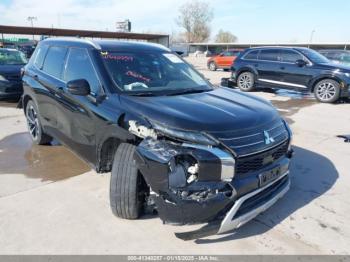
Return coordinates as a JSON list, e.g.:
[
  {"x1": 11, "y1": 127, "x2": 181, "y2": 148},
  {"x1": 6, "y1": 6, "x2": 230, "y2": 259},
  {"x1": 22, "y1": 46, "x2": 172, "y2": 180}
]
[
  {"x1": 310, "y1": 75, "x2": 343, "y2": 93},
  {"x1": 237, "y1": 66, "x2": 258, "y2": 80}
]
